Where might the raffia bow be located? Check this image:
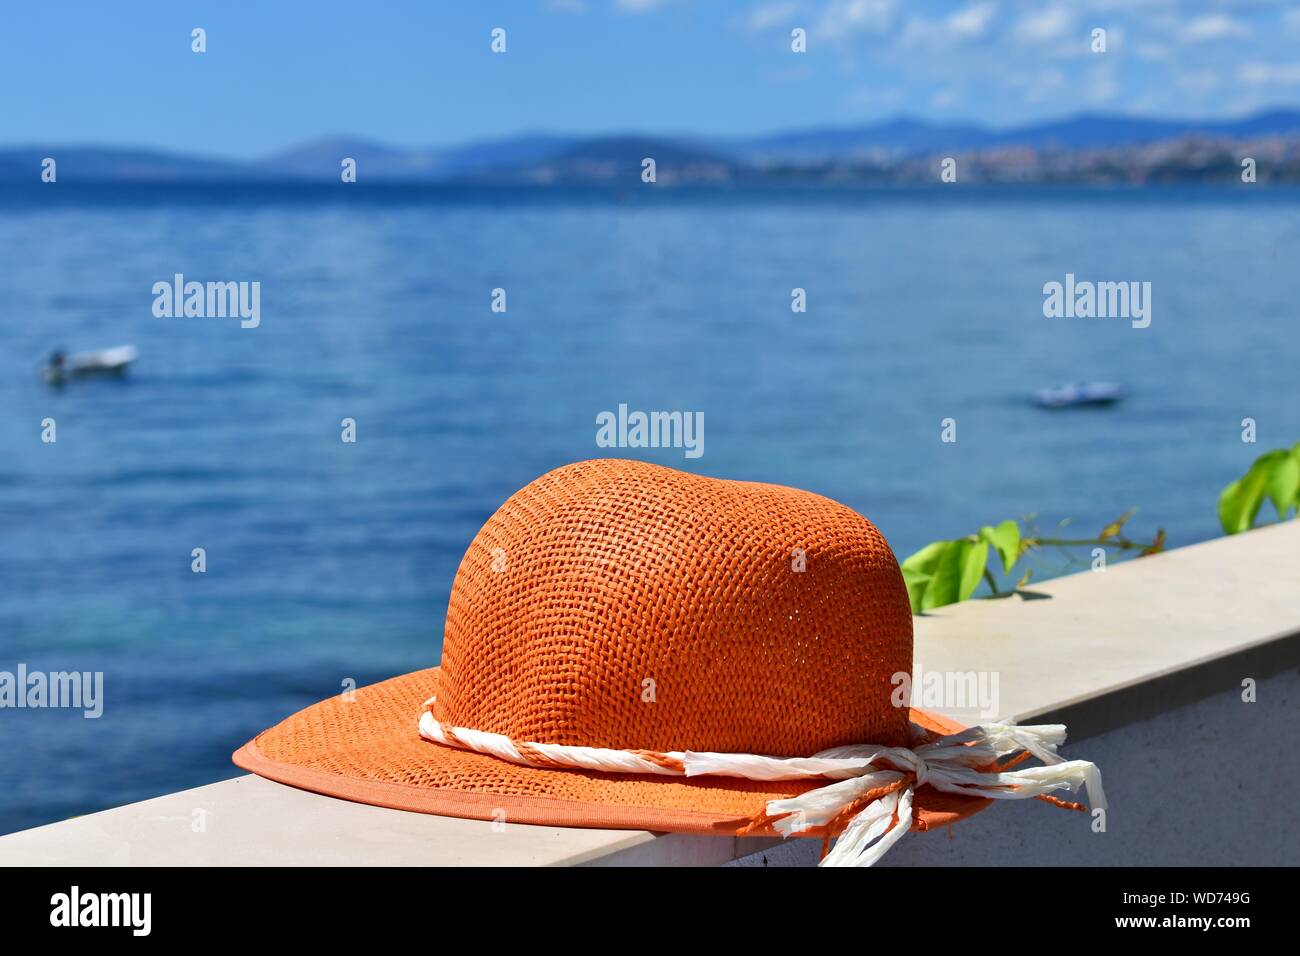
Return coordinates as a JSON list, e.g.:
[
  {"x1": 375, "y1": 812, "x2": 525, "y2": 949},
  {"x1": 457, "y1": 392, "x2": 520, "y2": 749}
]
[{"x1": 419, "y1": 701, "x2": 1105, "y2": 867}]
